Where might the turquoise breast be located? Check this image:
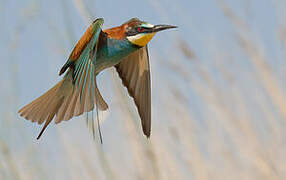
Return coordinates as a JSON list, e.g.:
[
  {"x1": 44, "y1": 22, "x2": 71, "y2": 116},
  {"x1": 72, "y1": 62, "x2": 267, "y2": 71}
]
[{"x1": 95, "y1": 38, "x2": 139, "y2": 73}]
